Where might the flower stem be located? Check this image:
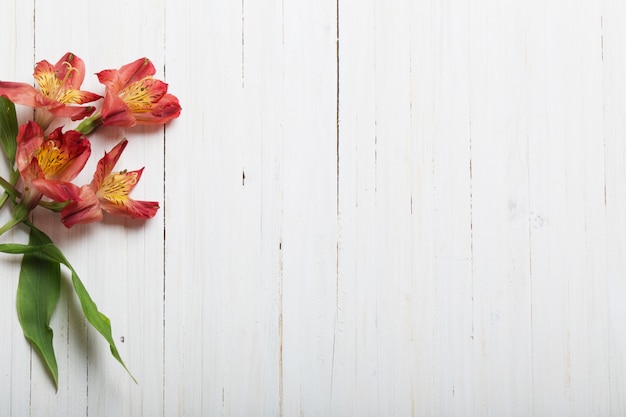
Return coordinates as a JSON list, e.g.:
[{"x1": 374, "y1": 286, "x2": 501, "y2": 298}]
[
  {"x1": 0, "y1": 171, "x2": 21, "y2": 210},
  {"x1": 0, "y1": 203, "x2": 29, "y2": 237},
  {"x1": 75, "y1": 113, "x2": 103, "y2": 135},
  {"x1": 0, "y1": 215, "x2": 21, "y2": 237},
  {"x1": 38, "y1": 200, "x2": 68, "y2": 212}
]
